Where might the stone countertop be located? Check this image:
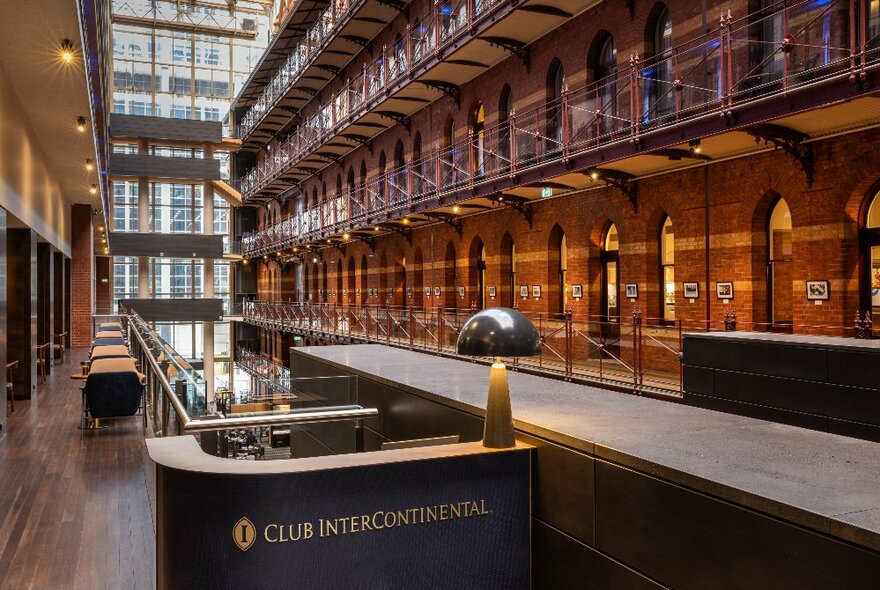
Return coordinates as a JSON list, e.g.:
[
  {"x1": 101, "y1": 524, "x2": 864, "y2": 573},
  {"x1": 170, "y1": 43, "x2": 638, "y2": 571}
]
[
  {"x1": 685, "y1": 330, "x2": 880, "y2": 350},
  {"x1": 297, "y1": 344, "x2": 880, "y2": 553}
]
